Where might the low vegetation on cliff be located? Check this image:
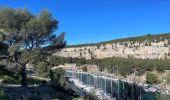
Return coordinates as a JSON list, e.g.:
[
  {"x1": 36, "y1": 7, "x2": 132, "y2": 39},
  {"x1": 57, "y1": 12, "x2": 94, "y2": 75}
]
[
  {"x1": 67, "y1": 33, "x2": 170, "y2": 47},
  {"x1": 49, "y1": 56, "x2": 169, "y2": 75}
]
